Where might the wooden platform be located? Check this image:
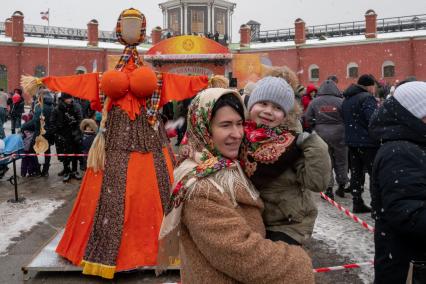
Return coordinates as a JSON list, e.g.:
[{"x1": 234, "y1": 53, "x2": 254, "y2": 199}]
[{"x1": 22, "y1": 229, "x2": 180, "y2": 280}]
